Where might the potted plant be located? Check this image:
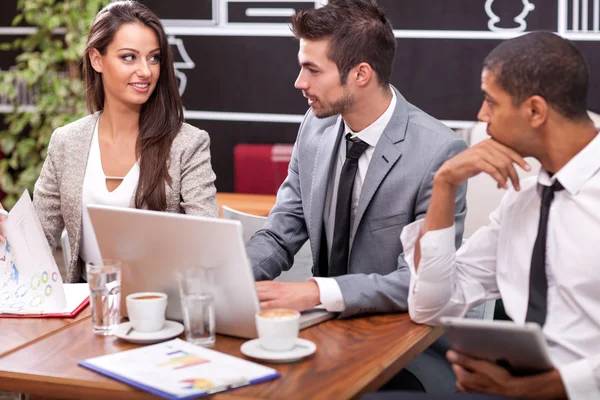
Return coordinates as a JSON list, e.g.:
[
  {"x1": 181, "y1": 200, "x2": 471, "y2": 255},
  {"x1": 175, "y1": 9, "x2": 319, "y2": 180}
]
[{"x1": 0, "y1": 0, "x2": 110, "y2": 209}]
